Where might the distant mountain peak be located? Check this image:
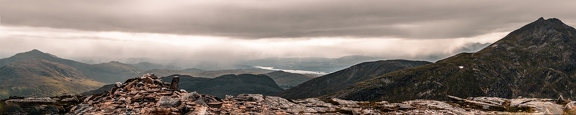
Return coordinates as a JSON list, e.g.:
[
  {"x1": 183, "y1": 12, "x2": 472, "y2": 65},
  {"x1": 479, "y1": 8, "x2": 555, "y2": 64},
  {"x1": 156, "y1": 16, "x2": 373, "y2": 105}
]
[
  {"x1": 527, "y1": 17, "x2": 569, "y2": 28},
  {"x1": 30, "y1": 49, "x2": 42, "y2": 53},
  {"x1": 537, "y1": 17, "x2": 545, "y2": 21},
  {"x1": 108, "y1": 61, "x2": 123, "y2": 64},
  {"x1": 26, "y1": 49, "x2": 46, "y2": 54},
  {"x1": 536, "y1": 17, "x2": 562, "y2": 23},
  {"x1": 482, "y1": 17, "x2": 576, "y2": 52},
  {"x1": 0, "y1": 49, "x2": 80, "y2": 71},
  {"x1": 12, "y1": 49, "x2": 58, "y2": 59},
  {"x1": 521, "y1": 17, "x2": 574, "y2": 32}
]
